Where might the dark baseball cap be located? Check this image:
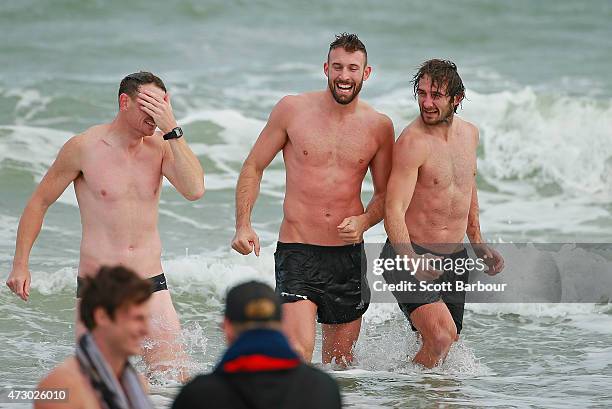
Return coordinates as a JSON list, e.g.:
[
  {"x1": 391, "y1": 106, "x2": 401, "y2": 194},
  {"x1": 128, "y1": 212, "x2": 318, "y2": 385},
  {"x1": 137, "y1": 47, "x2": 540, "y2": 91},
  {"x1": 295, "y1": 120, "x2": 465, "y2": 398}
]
[{"x1": 224, "y1": 281, "x2": 282, "y2": 323}]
